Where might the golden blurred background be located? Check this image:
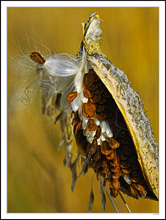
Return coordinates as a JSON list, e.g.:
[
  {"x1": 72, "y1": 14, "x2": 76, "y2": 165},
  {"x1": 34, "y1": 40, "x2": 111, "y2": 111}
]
[{"x1": 7, "y1": 7, "x2": 159, "y2": 213}]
